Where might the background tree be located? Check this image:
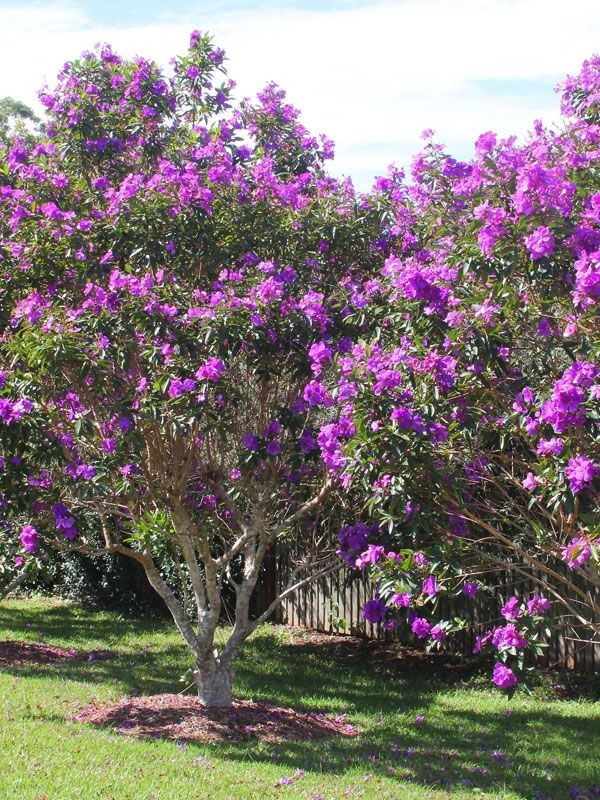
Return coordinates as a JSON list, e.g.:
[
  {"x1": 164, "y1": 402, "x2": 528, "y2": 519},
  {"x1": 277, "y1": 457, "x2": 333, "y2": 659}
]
[
  {"x1": 324, "y1": 58, "x2": 600, "y2": 689},
  {"x1": 0, "y1": 96, "x2": 40, "y2": 140}
]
